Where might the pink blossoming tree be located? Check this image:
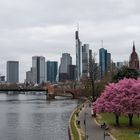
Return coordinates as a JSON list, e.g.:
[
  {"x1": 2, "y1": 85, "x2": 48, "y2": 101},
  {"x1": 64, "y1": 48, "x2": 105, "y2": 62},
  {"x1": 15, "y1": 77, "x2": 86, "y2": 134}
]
[{"x1": 93, "y1": 78, "x2": 140, "y2": 126}]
